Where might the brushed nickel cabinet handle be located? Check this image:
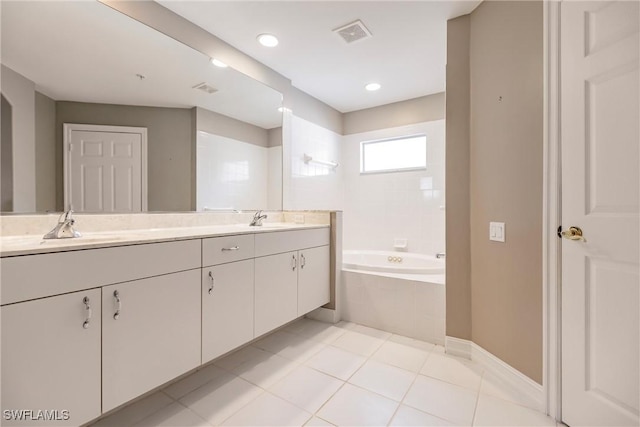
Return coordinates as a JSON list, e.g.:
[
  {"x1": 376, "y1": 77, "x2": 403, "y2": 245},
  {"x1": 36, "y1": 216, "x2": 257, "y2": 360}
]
[
  {"x1": 82, "y1": 296, "x2": 92, "y2": 329},
  {"x1": 113, "y1": 290, "x2": 121, "y2": 320}
]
